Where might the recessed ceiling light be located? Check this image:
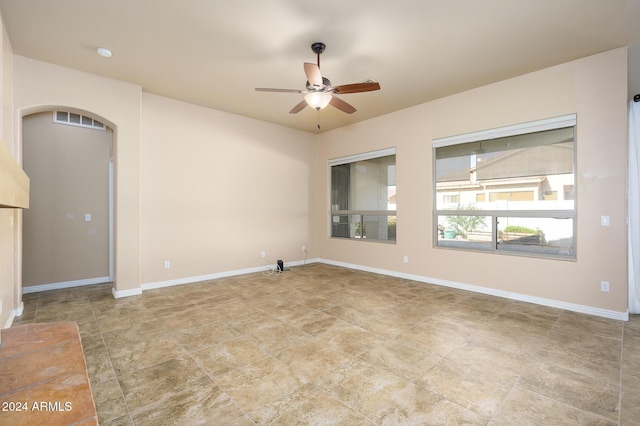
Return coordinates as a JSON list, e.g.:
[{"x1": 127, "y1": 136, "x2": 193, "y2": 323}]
[{"x1": 97, "y1": 47, "x2": 112, "y2": 58}]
